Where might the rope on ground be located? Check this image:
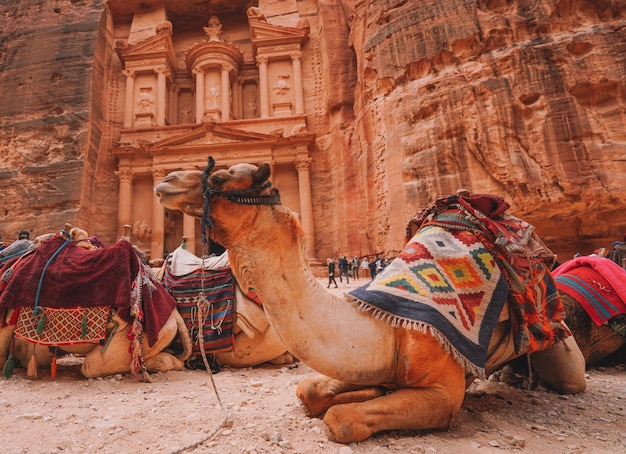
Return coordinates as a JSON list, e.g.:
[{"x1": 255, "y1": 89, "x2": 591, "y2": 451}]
[{"x1": 169, "y1": 243, "x2": 230, "y2": 454}]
